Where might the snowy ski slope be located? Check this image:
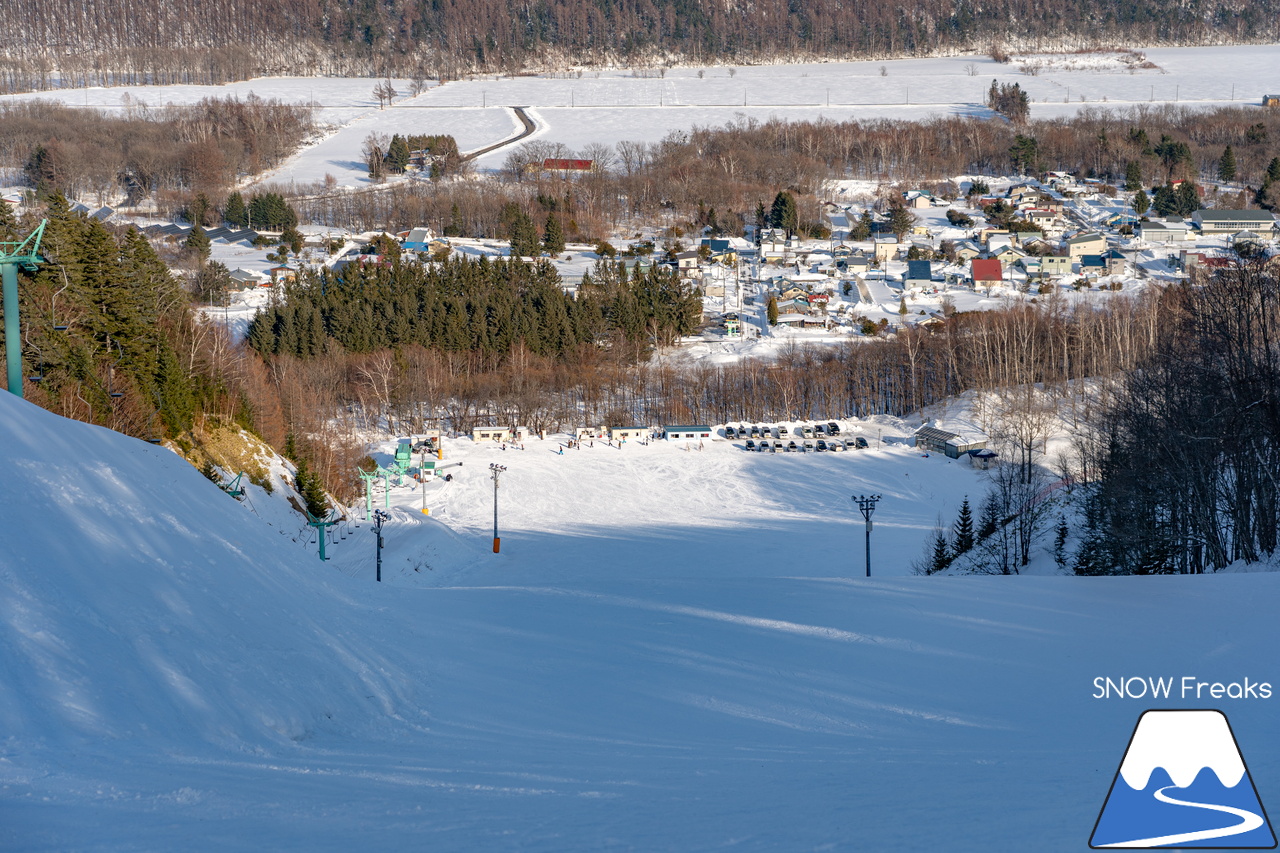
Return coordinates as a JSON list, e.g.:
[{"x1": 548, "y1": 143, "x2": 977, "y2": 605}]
[{"x1": 2, "y1": 393, "x2": 1279, "y2": 851}]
